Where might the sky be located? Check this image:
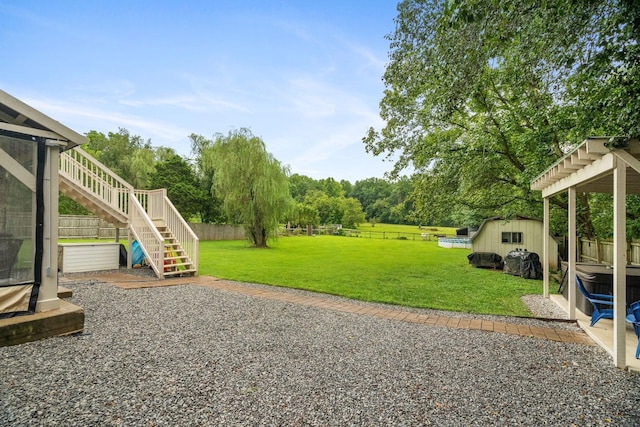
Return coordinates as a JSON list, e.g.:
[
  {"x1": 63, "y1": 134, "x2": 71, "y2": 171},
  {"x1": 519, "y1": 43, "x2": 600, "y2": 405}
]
[{"x1": 0, "y1": 1, "x2": 401, "y2": 183}]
